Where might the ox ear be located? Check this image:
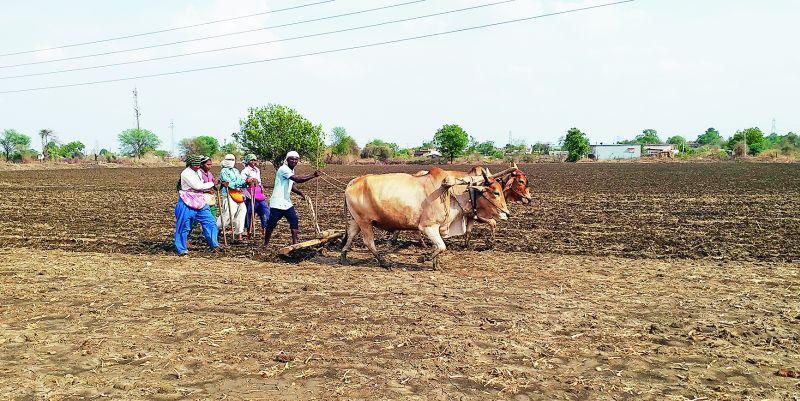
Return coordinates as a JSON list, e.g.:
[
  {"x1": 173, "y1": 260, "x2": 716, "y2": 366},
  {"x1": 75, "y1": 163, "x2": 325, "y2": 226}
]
[{"x1": 481, "y1": 169, "x2": 491, "y2": 186}]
